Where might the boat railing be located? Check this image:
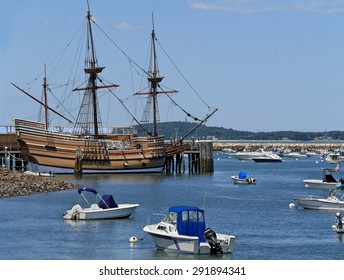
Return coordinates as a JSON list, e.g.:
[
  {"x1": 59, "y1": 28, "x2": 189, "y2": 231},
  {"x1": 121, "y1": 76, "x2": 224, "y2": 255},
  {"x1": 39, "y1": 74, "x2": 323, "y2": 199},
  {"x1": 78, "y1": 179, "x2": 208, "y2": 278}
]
[
  {"x1": 8, "y1": 121, "x2": 137, "y2": 136},
  {"x1": 0, "y1": 125, "x2": 16, "y2": 134},
  {"x1": 50, "y1": 125, "x2": 137, "y2": 135}
]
